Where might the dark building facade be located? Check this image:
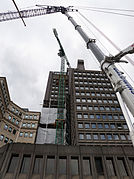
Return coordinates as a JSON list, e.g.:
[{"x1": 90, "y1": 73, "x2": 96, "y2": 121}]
[
  {"x1": 0, "y1": 143, "x2": 134, "y2": 179},
  {"x1": 0, "y1": 60, "x2": 134, "y2": 179},
  {"x1": 68, "y1": 60, "x2": 131, "y2": 146}
]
